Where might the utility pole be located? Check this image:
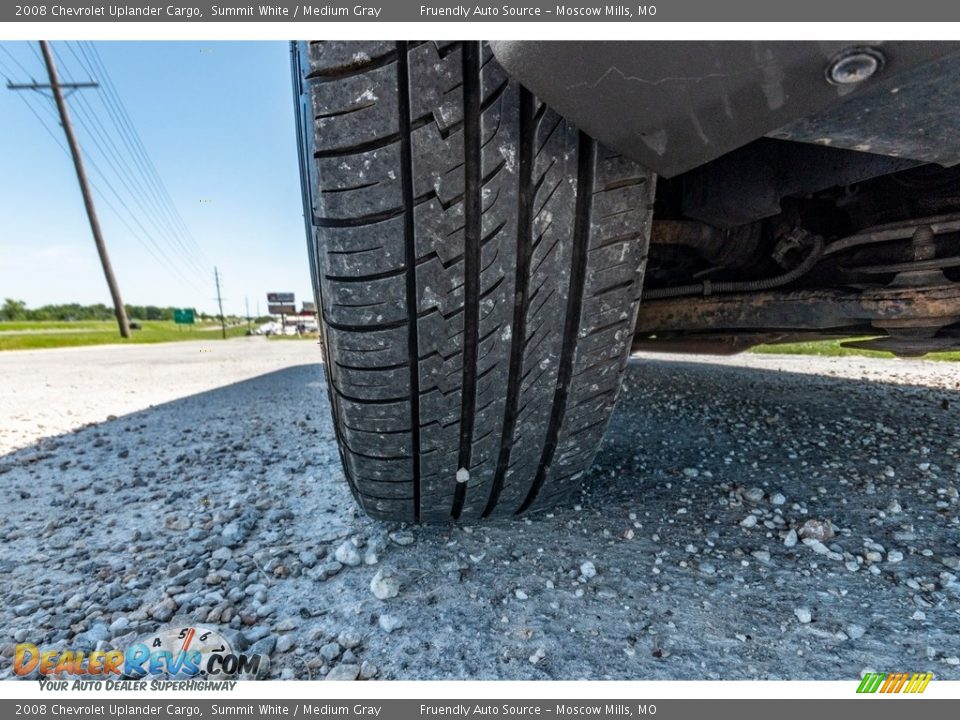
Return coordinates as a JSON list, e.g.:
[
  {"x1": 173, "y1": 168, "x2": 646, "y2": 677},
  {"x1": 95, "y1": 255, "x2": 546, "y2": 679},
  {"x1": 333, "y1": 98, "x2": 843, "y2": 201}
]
[
  {"x1": 245, "y1": 296, "x2": 251, "y2": 330},
  {"x1": 8, "y1": 42, "x2": 131, "y2": 338},
  {"x1": 214, "y1": 266, "x2": 226, "y2": 339}
]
